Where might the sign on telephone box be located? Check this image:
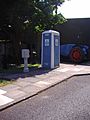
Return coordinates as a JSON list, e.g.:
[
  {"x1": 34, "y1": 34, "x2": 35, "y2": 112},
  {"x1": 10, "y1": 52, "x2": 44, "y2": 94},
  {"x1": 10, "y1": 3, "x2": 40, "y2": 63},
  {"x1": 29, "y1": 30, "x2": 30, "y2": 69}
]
[{"x1": 22, "y1": 49, "x2": 30, "y2": 73}]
